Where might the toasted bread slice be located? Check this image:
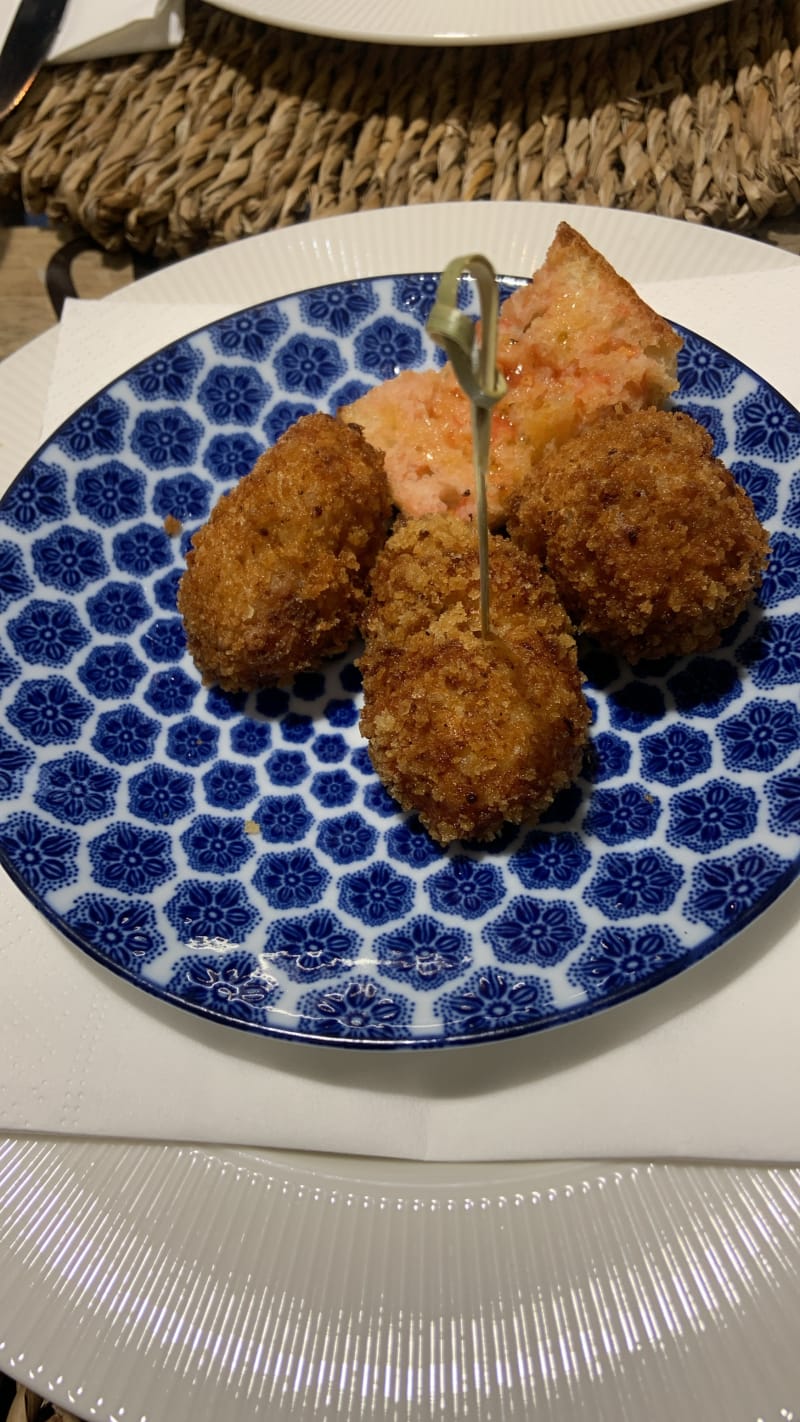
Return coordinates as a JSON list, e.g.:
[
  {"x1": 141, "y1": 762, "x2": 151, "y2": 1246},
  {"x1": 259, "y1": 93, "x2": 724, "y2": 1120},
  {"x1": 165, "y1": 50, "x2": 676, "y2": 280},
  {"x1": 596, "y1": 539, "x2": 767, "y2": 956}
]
[{"x1": 340, "y1": 222, "x2": 682, "y2": 526}]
